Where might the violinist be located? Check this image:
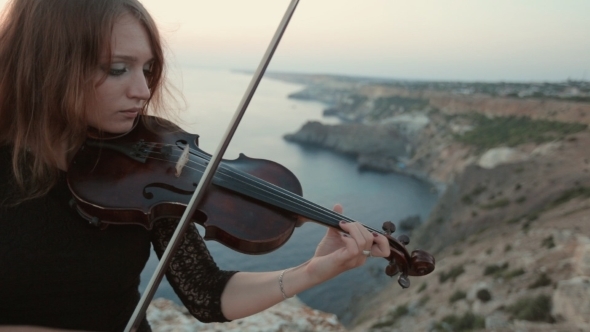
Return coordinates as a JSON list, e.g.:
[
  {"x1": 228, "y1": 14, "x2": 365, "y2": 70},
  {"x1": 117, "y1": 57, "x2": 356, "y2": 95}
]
[{"x1": 0, "y1": 0, "x2": 390, "y2": 331}]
